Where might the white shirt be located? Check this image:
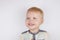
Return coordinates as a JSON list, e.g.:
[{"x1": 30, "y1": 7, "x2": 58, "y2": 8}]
[{"x1": 20, "y1": 30, "x2": 48, "y2": 40}]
